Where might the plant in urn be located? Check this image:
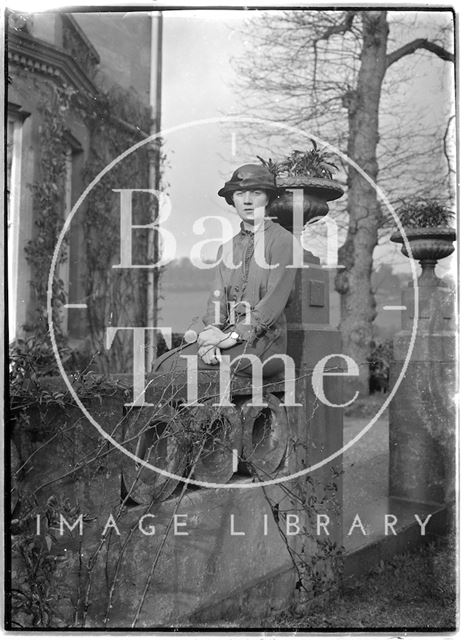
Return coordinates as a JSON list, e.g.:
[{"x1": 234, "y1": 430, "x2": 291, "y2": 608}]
[
  {"x1": 258, "y1": 143, "x2": 344, "y2": 233},
  {"x1": 390, "y1": 200, "x2": 456, "y2": 286}
]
